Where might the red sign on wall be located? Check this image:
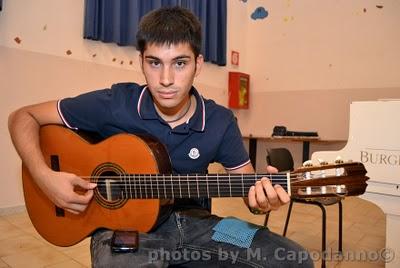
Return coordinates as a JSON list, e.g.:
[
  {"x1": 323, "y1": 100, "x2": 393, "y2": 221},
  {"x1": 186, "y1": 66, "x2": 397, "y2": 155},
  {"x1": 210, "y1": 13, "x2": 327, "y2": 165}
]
[
  {"x1": 228, "y1": 72, "x2": 249, "y2": 109},
  {"x1": 231, "y1": 51, "x2": 239, "y2": 66}
]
